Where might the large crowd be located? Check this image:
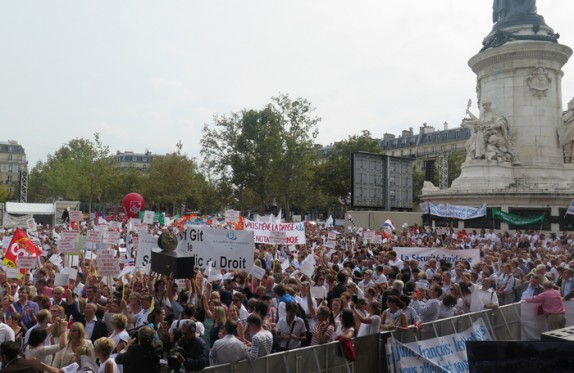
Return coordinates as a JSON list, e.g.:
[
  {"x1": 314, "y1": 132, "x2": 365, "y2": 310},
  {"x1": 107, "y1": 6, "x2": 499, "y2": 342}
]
[{"x1": 0, "y1": 219, "x2": 572, "y2": 372}]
